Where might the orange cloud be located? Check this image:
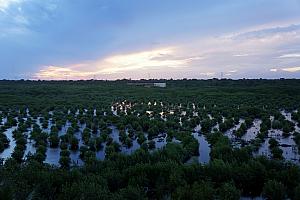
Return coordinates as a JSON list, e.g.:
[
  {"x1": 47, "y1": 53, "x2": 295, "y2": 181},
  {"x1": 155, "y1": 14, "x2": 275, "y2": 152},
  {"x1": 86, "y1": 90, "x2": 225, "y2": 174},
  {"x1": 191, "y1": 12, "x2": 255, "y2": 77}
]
[
  {"x1": 281, "y1": 66, "x2": 300, "y2": 72},
  {"x1": 34, "y1": 47, "x2": 195, "y2": 79}
]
